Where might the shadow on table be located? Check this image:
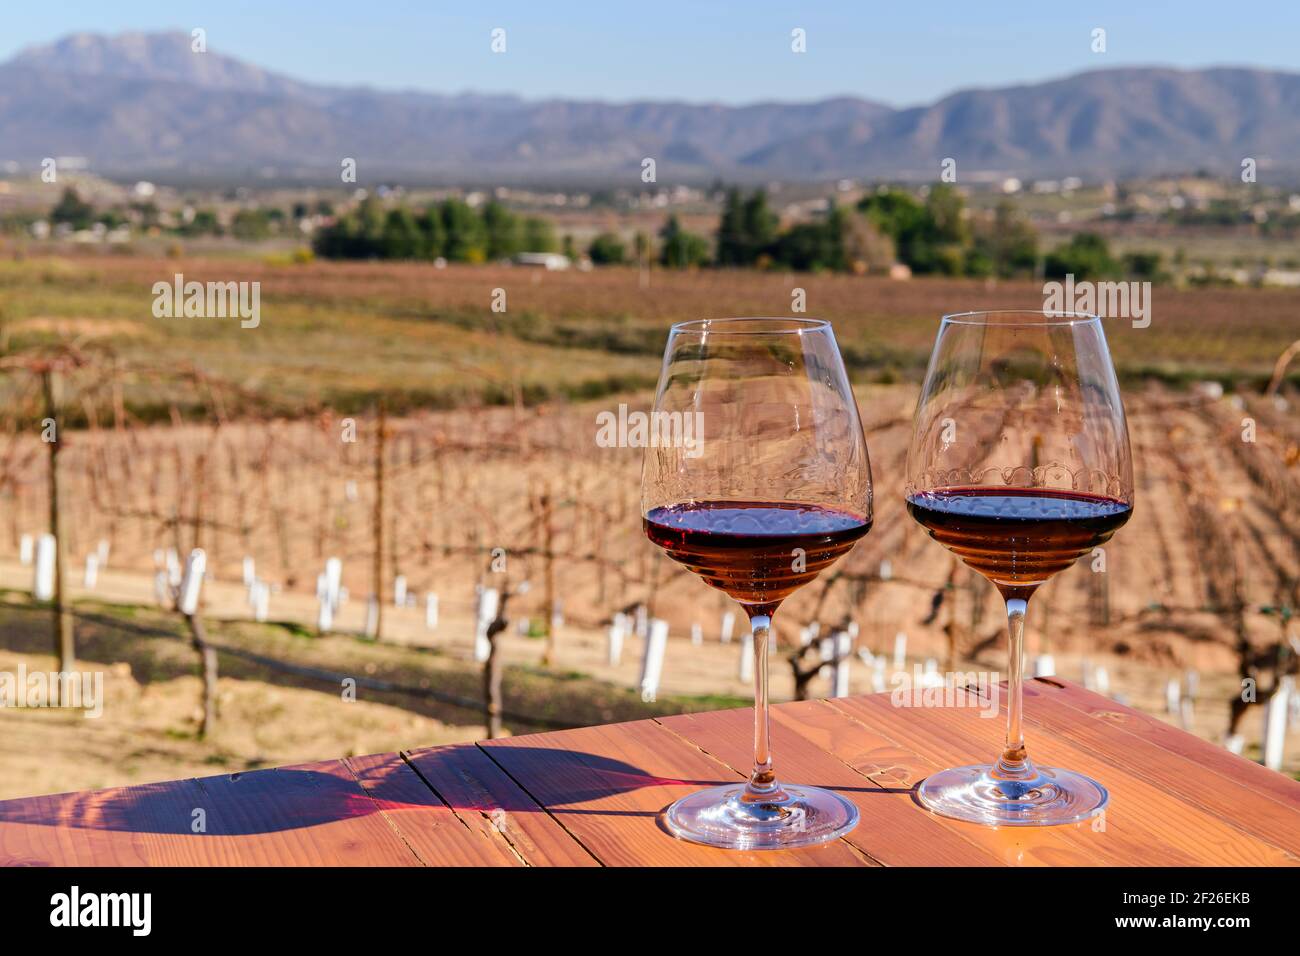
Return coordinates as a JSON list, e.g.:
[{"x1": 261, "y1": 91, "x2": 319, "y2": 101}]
[
  {"x1": 408, "y1": 744, "x2": 903, "y2": 817},
  {"x1": 0, "y1": 747, "x2": 889, "y2": 835}
]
